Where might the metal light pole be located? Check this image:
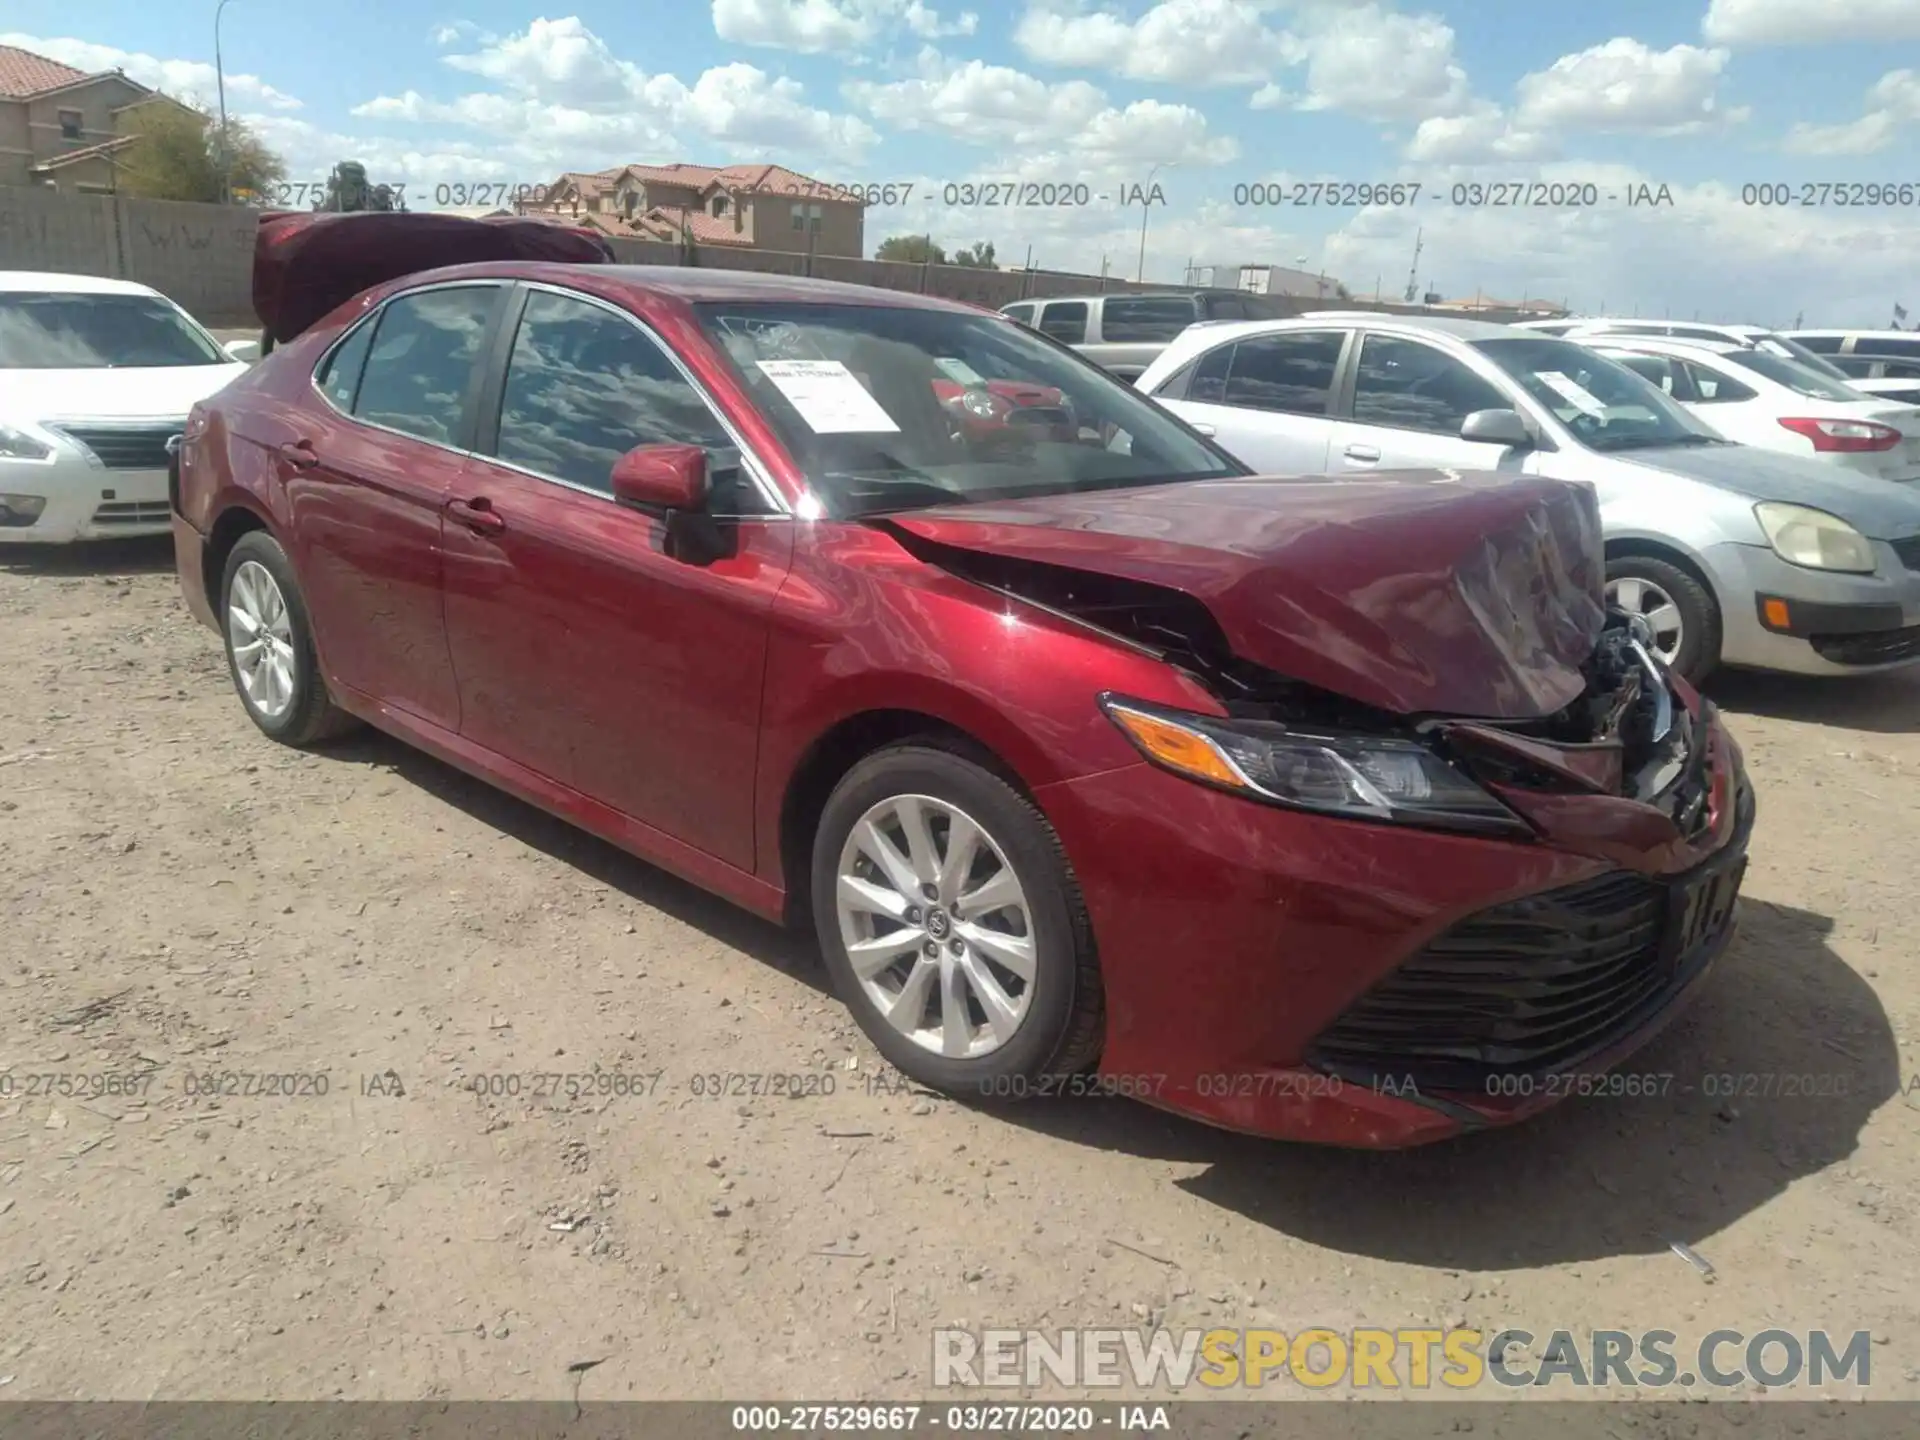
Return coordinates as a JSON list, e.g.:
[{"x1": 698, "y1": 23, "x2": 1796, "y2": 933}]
[
  {"x1": 1136, "y1": 162, "x2": 1169, "y2": 283},
  {"x1": 214, "y1": 0, "x2": 237, "y2": 202}
]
